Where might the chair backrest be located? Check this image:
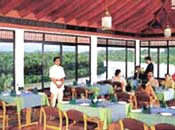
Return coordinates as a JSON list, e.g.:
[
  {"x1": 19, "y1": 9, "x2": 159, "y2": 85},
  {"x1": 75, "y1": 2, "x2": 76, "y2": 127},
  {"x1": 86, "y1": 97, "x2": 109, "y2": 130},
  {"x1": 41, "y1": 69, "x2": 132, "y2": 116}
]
[
  {"x1": 112, "y1": 82, "x2": 122, "y2": 92},
  {"x1": 120, "y1": 118, "x2": 149, "y2": 130},
  {"x1": 151, "y1": 123, "x2": 175, "y2": 130},
  {"x1": 43, "y1": 106, "x2": 62, "y2": 129},
  {"x1": 66, "y1": 109, "x2": 85, "y2": 122},
  {"x1": 117, "y1": 92, "x2": 130, "y2": 102},
  {"x1": 0, "y1": 100, "x2": 6, "y2": 116},
  {"x1": 75, "y1": 87, "x2": 87, "y2": 98},
  {"x1": 136, "y1": 92, "x2": 150, "y2": 102}
]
